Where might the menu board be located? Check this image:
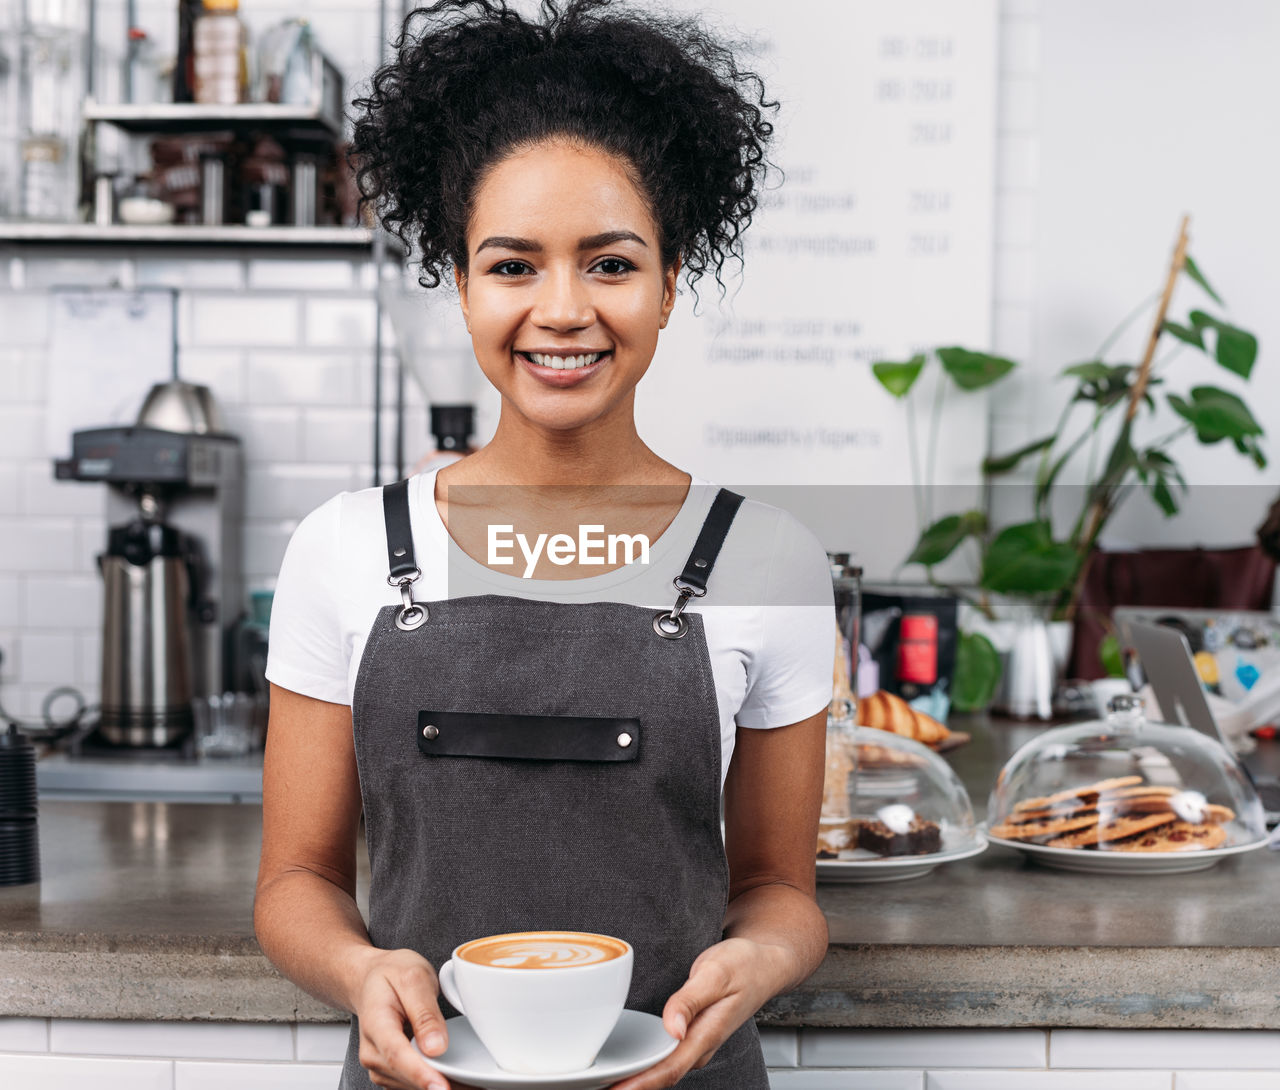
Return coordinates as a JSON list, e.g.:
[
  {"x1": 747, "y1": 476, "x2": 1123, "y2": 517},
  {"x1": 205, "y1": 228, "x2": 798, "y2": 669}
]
[{"x1": 638, "y1": 0, "x2": 998, "y2": 489}]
